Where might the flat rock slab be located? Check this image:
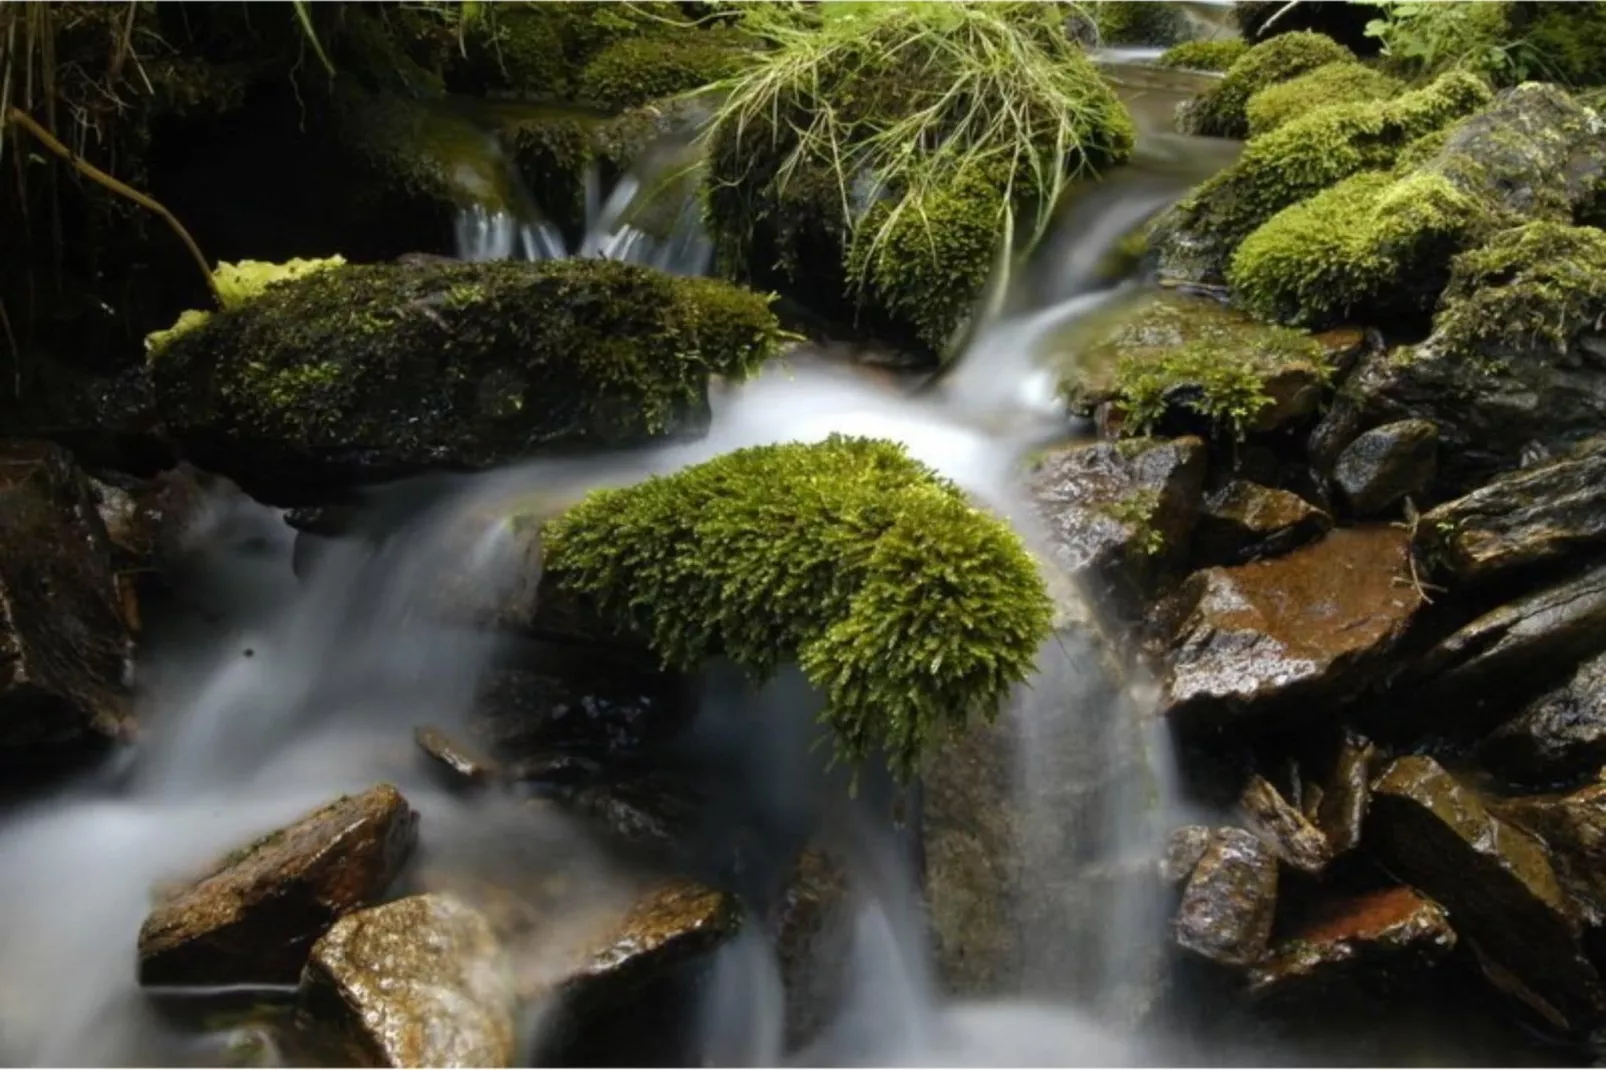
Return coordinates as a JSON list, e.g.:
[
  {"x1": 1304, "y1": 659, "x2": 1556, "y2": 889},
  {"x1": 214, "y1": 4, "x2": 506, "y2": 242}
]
[
  {"x1": 301, "y1": 893, "x2": 515, "y2": 1068},
  {"x1": 1367, "y1": 756, "x2": 1606, "y2": 1030},
  {"x1": 1173, "y1": 827, "x2": 1278, "y2": 968},
  {"x1": 1248, "y1": 886, "x2": 1455, "y2": 1000},
  {"x1": 139, "y1": 784, "x2": 418, "y2": 986},
  {"x1": 1159, "y1": 527, "x2": 1422, "y2": 729}
]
